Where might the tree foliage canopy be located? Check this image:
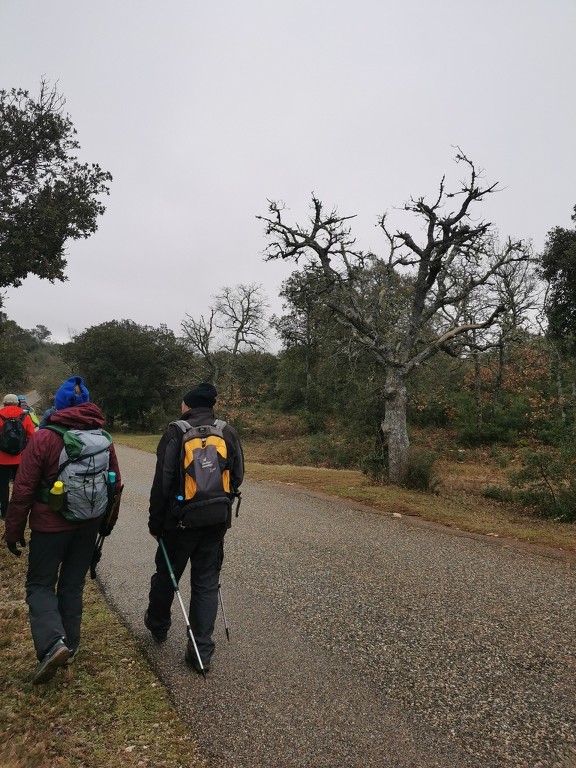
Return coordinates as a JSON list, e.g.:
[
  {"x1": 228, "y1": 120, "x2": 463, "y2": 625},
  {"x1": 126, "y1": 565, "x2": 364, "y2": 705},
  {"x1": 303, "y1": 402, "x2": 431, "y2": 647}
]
[
  {"x1": 63, "y1": 320, "x2": 186, "y2": 429},
  {"x1": 539, "y1": 205, "x2": 576, "y2": 347},
  {"x1": 0, "y1": 81, "x2": 112, "y2": 295},
  {"x1": 0, "y1": 313, "x2": 34, "y2": 390}
]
